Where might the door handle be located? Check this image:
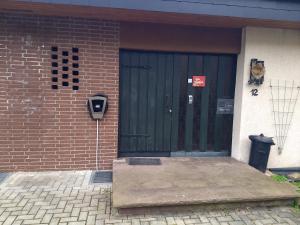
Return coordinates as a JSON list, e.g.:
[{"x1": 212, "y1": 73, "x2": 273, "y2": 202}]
[{"x1": 188, "y1": 95, "x2": 193, "y2": 104}]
